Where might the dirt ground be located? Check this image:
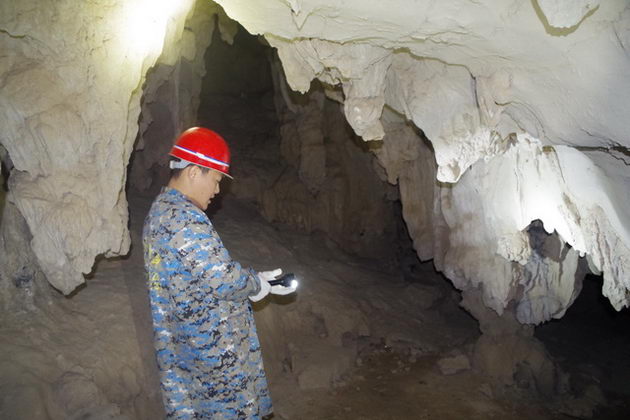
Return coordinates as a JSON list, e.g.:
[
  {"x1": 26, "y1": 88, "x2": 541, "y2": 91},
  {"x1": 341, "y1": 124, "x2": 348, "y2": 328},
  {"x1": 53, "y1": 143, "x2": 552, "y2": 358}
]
[
  {"x1": 281, "y1": 352, "x2": 564, "y2": 420},
  {"x1": 272, "y1": 341, "x2": 630, "y2": 420}
]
